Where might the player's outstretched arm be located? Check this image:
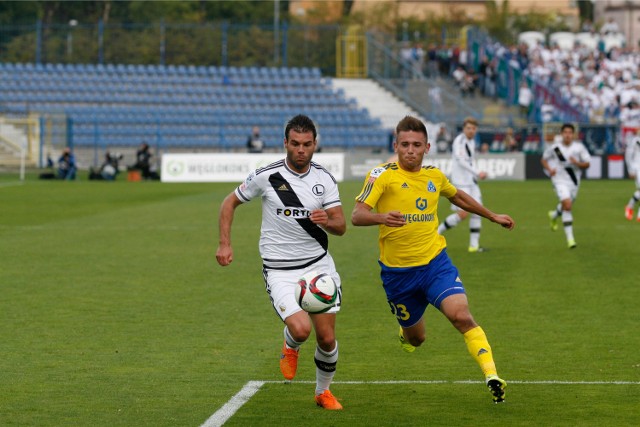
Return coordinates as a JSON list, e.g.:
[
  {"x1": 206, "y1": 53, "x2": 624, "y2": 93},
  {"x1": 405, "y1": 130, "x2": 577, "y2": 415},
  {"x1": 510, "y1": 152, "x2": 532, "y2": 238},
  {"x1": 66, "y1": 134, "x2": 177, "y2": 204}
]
[
  {"x1": 216, "y1": 192, "x2": 243, "y2": 266},
  {"x1": 448, "y1": 189, "x2": 515, "y2": 230},
  {"x1": 351, "y1": 201, "x2": 406, "y2": 227}
]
